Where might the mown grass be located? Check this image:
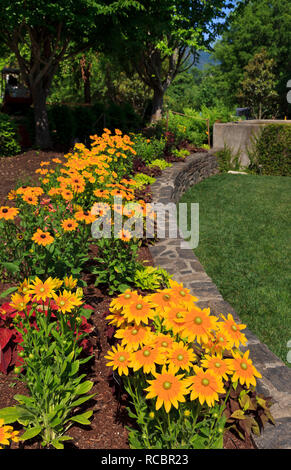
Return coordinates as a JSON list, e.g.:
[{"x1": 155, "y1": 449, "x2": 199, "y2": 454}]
[{"x1": 180, "y1": 173, "x2": 291, "y2": 365}]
